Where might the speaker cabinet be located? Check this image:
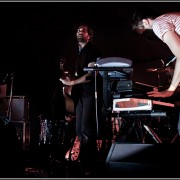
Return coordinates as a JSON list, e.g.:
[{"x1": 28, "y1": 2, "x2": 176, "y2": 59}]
[
  {"x1": 12, "y1": 121, "x2": 30, "y2": 150},
  {"x1": 0, "y1": 96, "x2": 29, "y2": 121},
  {"x1": 106, "y1": 142, "x2": 180, "y2": 178}
]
